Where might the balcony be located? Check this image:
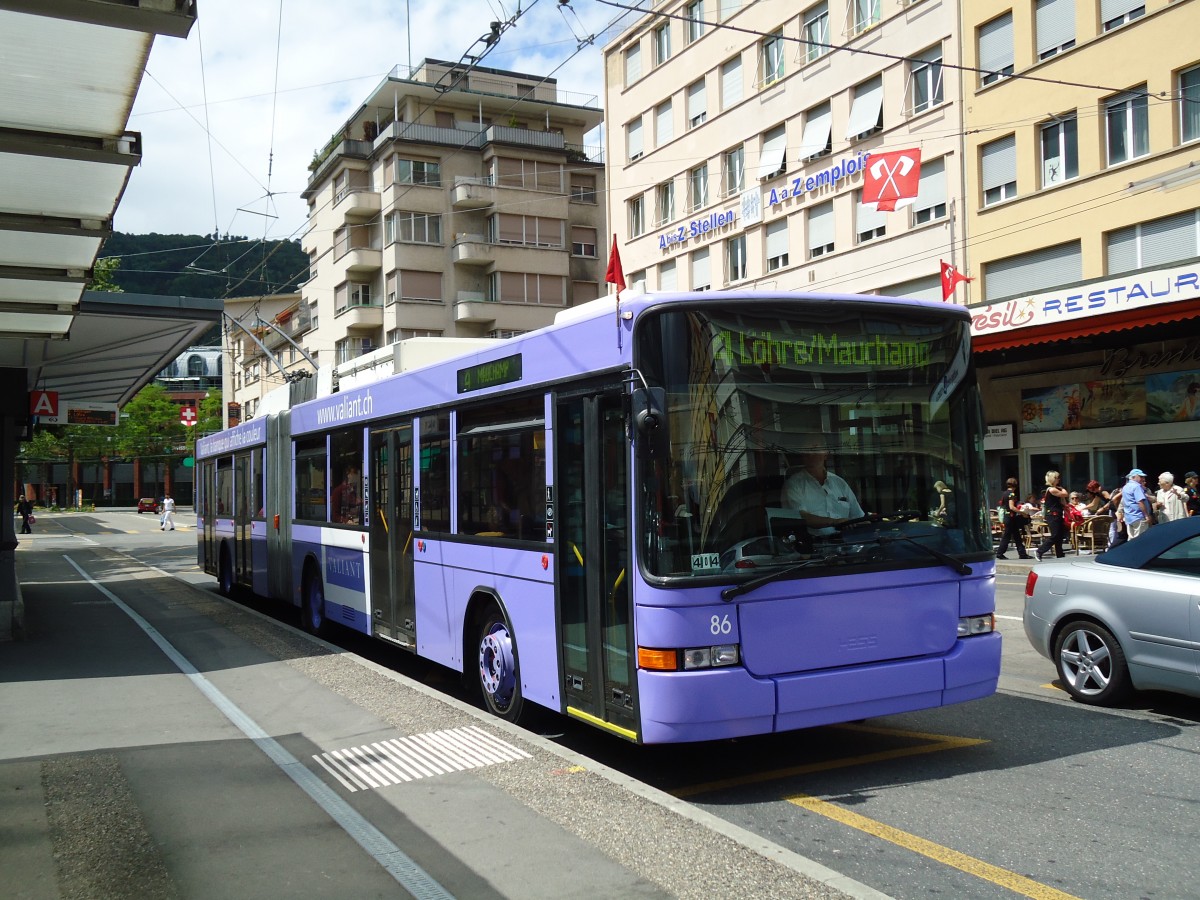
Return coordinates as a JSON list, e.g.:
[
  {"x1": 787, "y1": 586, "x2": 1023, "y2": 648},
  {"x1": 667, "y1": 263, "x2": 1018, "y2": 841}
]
[
  {"x1": 452, "y1": 235, "x2": 494, "y2": 266},
  {"x1": 336, "y1": 189, "x2": 381, "y2": 220},
  {"x1": 452, "y1": 176, "x2": 495, "y2": 209},
  {"x1": 334, "y1": 301, "x2": 383, "y2": 331},
  {"x1": 337, "y1": 246, "x2": 382, "y2": 274},
  {"x1": 454, "y1": 292, "x2": 497, "y2": 324}
]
